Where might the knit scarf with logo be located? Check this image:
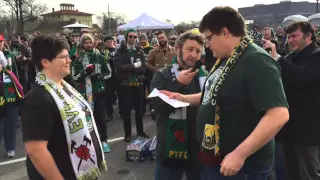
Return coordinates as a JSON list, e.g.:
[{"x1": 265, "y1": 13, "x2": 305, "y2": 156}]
[
  {"x1": 163, "y1": 56, "x2": 206, "y2": 166},
  {"x1": 127, "y1": 48, "x2": 140, "y2": 87},
  {"x1": 36, "y1": 73, "x2": 107, "y2": 180},
  {"x1": 78, "y1": 50, "x2": 95, "y2": 110},
  {"x1": 198, "y1": 36, "x2": 252, "y2": 159},
  {"x1": 0, "y1": 69, "x2": 24, "y2": 107},
  {"x1": 0, "y1": 50, "x2": 23, "y2": 107}
]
